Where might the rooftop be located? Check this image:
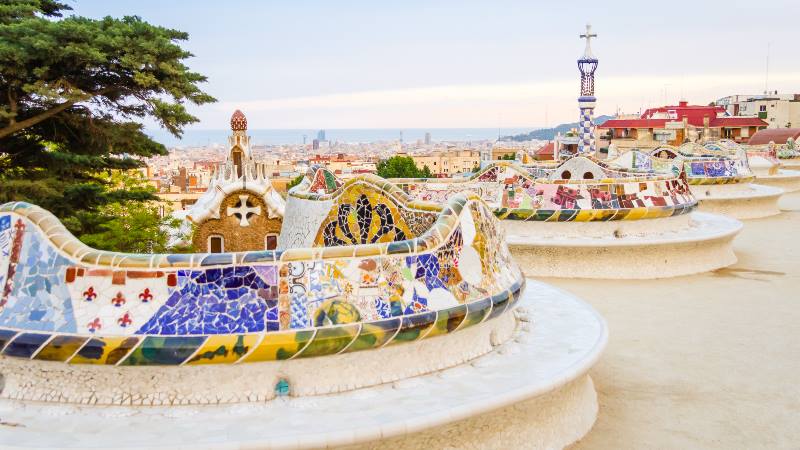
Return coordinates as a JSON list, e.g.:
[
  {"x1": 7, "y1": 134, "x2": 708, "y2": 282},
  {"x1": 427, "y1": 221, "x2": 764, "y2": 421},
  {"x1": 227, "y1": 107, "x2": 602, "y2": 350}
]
[
  {"x1": 748, "y1": 128, "x2": 800, "y2": 145},
  {"x1": 600, "y1": 101, "x2": 768, "y2": 129}
]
